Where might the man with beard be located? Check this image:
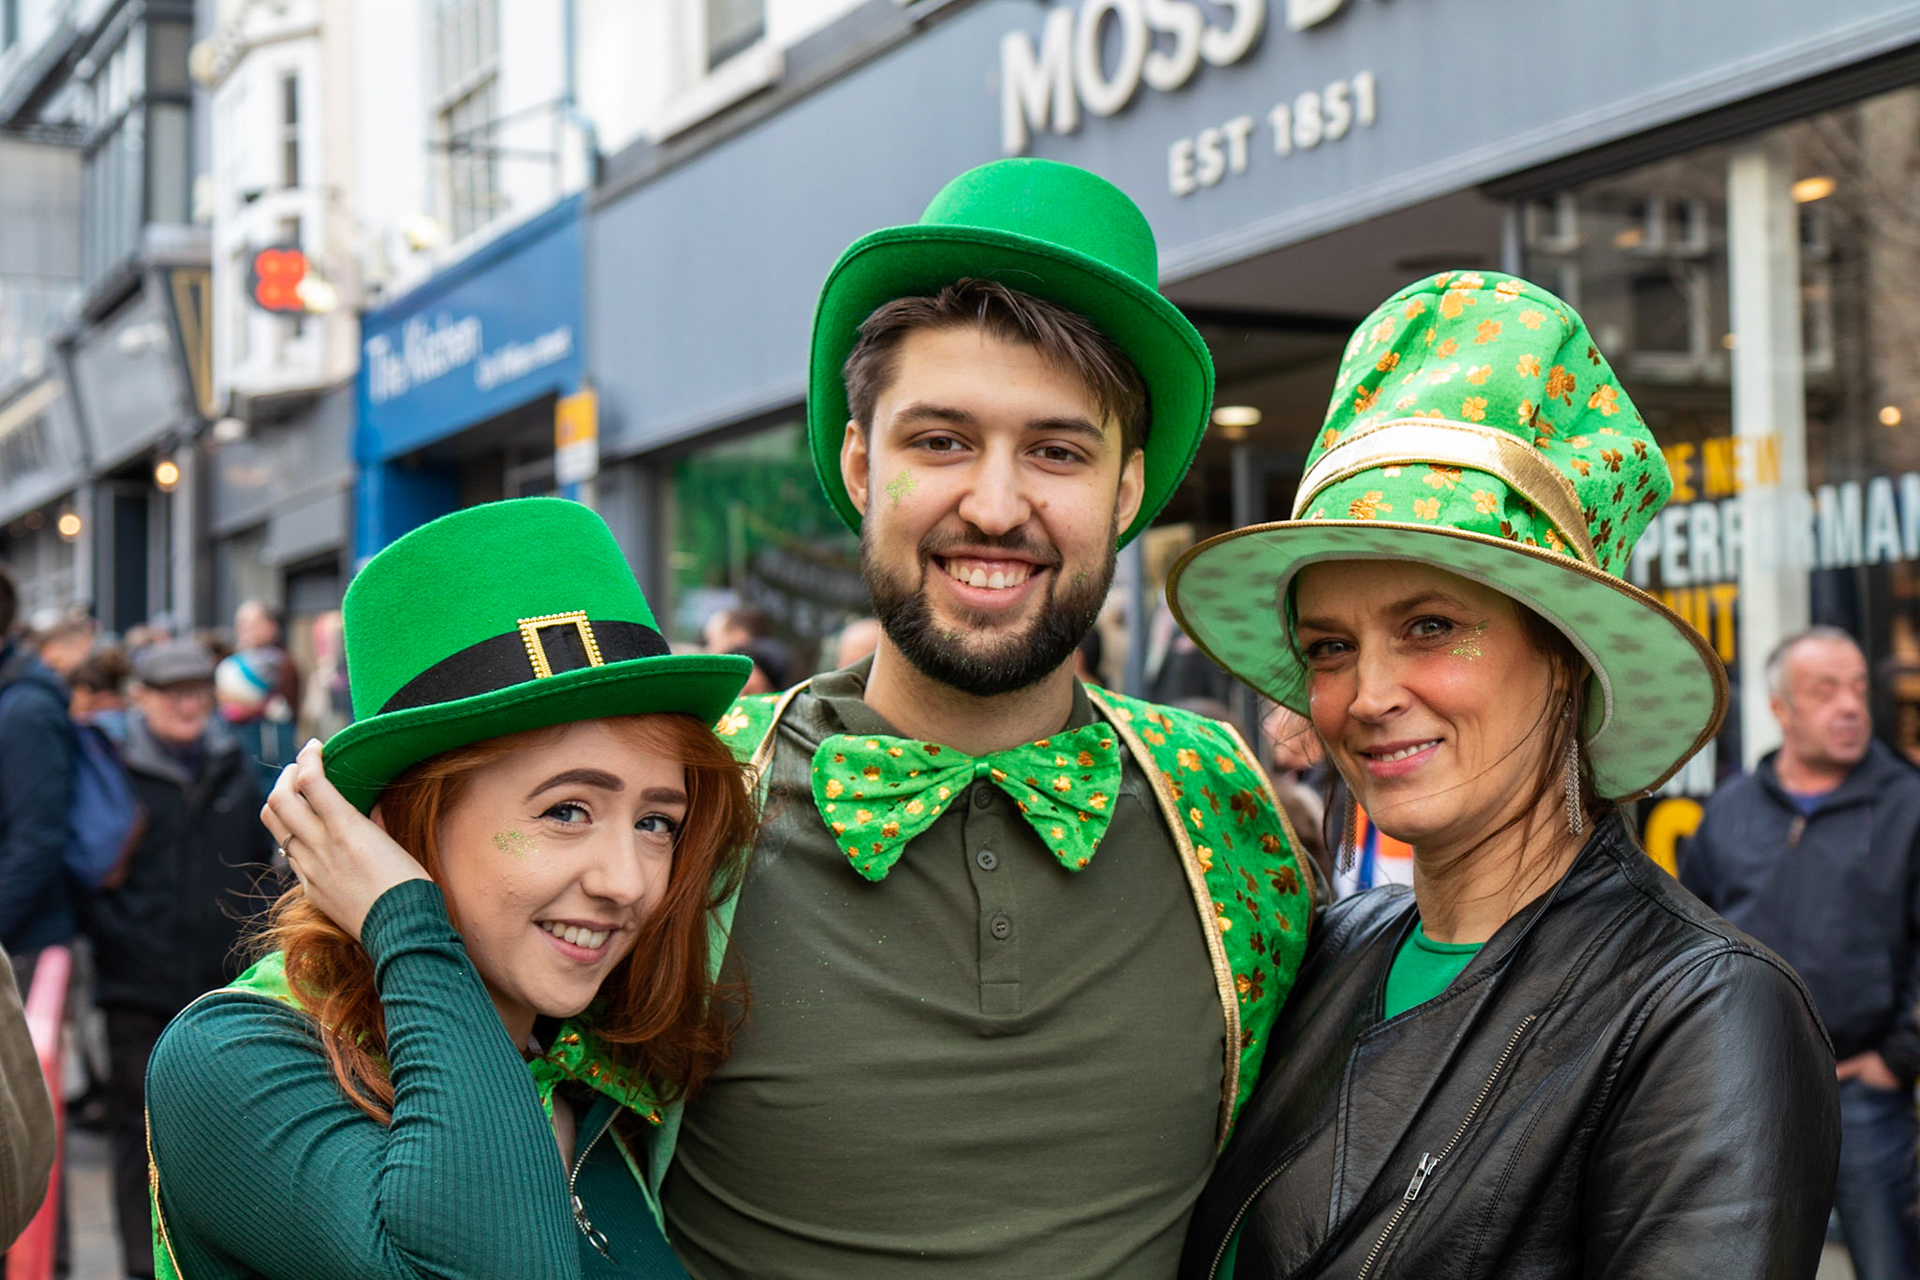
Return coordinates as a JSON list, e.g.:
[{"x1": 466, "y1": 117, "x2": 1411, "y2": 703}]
[{"x1": 656, "y1": 158, "x2": 1314, "y2": 1279}]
